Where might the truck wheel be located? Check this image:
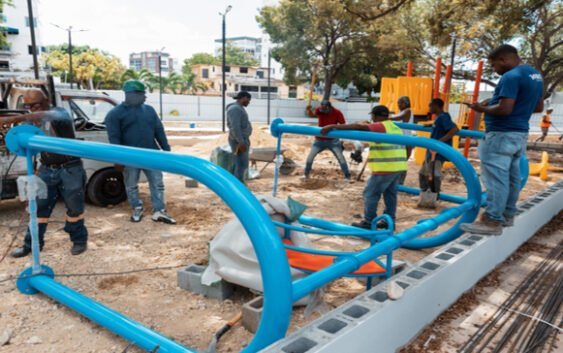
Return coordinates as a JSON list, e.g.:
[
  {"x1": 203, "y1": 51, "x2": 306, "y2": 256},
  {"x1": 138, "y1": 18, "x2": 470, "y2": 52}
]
[
  {"x1": 280, "y1": 158, "x2": 297, "y2": 175},
  {"x1": 87, "y1": 168, "x2": 127, "y2": 207}
]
